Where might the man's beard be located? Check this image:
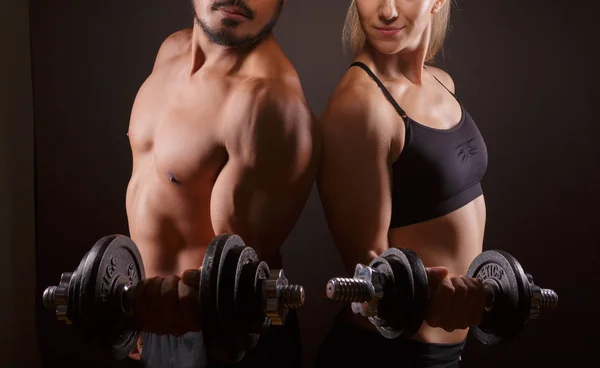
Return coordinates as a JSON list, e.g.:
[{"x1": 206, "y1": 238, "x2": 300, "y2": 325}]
[{"x1": 192, "y1": 0, "x2": 284, "y2": 49}]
